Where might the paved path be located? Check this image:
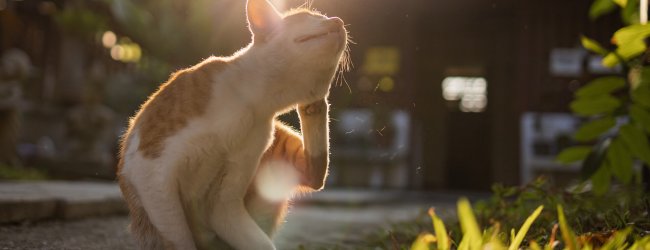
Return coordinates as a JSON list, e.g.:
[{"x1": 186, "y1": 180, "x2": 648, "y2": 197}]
[
  {"x1": 0, "y1": 181, "x2": 126, "y2": 223},
  {"x1": 0, "y1": 181, "x2": 473, "y2": 249},
  {"x1": 0, "y1": 203, "x2": 446, "y2": 250},
  {"x1": 0, "y1": 216, "x2": 133, "y2": 250}
]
